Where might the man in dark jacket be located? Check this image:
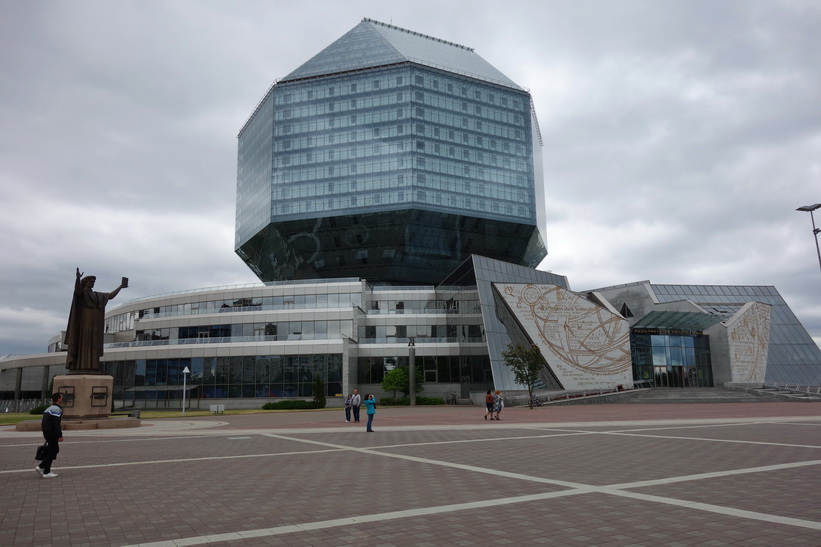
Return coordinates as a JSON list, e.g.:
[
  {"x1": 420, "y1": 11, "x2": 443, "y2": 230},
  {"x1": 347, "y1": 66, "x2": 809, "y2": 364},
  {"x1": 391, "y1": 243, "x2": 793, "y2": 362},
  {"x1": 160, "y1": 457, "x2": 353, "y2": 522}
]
[{"x1": 36, "y1": 393, "x2": 63, "y2": 478}]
